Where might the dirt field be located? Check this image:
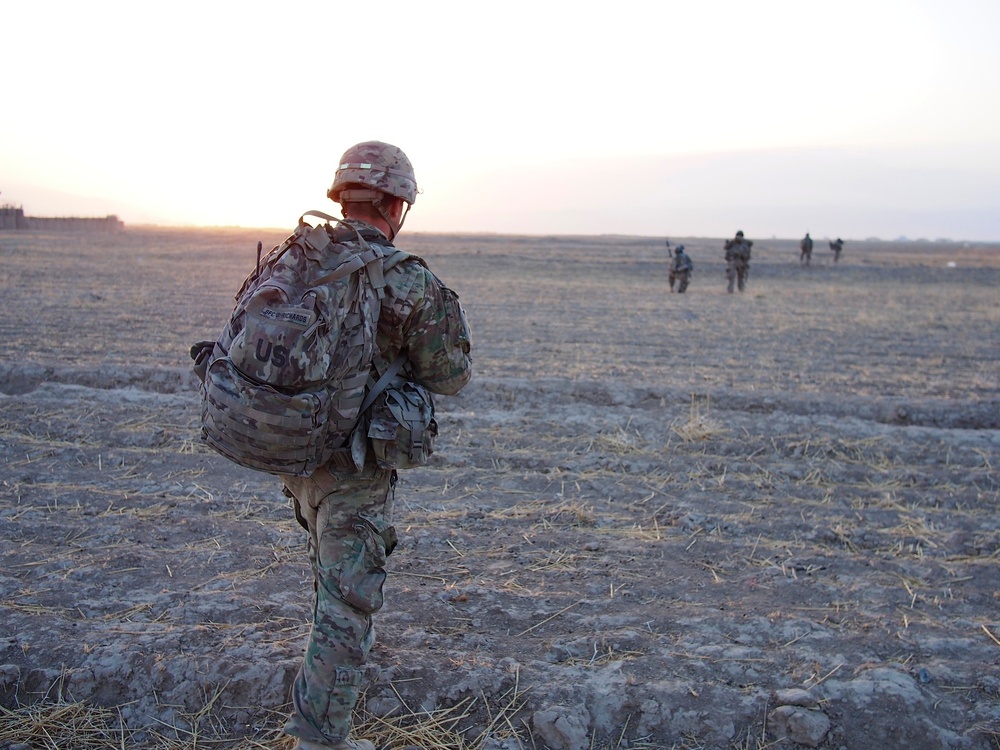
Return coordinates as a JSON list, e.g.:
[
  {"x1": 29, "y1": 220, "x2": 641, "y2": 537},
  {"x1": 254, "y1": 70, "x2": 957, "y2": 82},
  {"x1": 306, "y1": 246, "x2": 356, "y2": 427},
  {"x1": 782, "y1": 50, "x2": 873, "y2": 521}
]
[{"x1": 0, "y1": 226, "x2": 998, "y2": 750}]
